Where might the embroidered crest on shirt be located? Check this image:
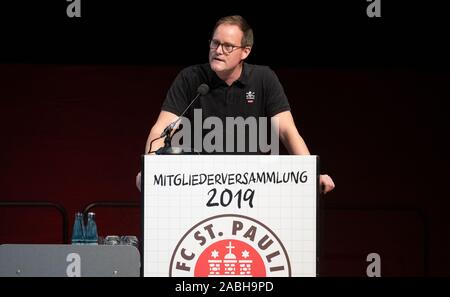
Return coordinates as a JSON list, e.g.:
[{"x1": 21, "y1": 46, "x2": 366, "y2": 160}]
[{"x1": 245, "y1": 91, "x2": 255, "y2": 103}]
